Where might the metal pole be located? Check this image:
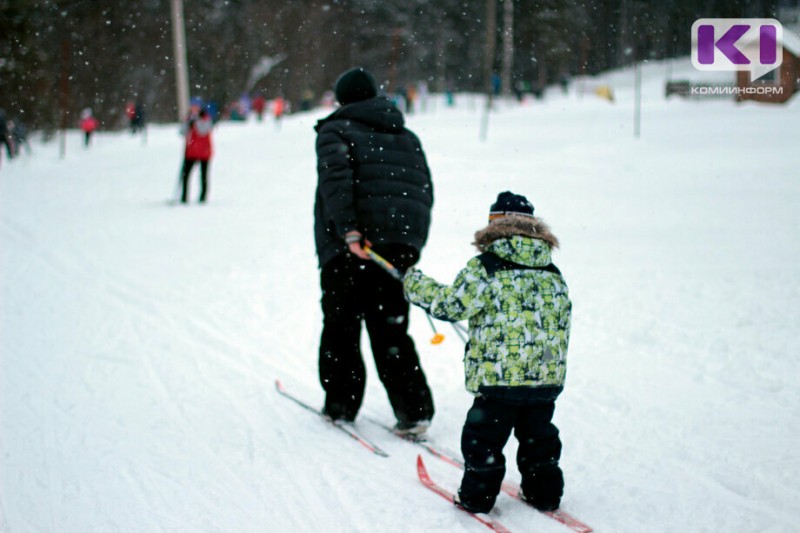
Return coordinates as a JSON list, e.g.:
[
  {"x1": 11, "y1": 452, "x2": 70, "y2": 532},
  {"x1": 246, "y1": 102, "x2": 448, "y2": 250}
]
[
  {"x1": 634, "y1": 58, "x2": 641, "y2": 139},
  {"x1": 578, "y1": 36, "x2": 589, "y2": 100},
  {"x1": 171, "y1": 0, "x2": 190, "y2": 122}
]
